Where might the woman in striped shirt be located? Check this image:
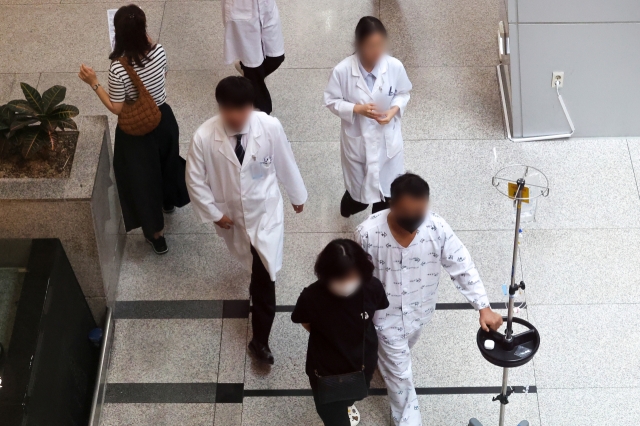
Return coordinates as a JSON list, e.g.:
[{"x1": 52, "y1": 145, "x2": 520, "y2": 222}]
[{"x1": 79, "y1": 4, "x2": 189, "y2": 255}]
